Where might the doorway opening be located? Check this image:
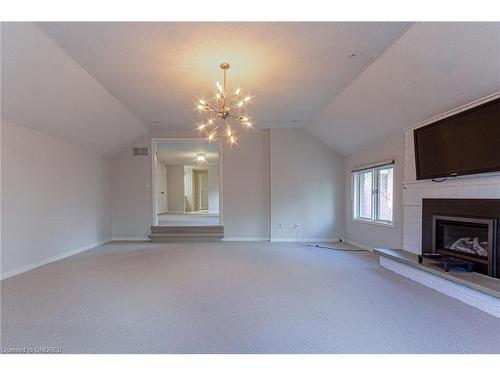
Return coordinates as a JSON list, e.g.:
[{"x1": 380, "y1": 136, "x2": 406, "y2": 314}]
[{"x1": 151, "y1": 138, "x2": 222, "y2": 226}]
